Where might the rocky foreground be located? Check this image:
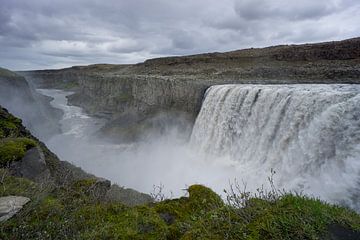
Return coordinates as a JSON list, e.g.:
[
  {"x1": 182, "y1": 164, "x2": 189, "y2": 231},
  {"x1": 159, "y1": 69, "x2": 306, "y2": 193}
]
[{"x1": 21, "y1": 37, "x2": 360, "y2": 141}]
